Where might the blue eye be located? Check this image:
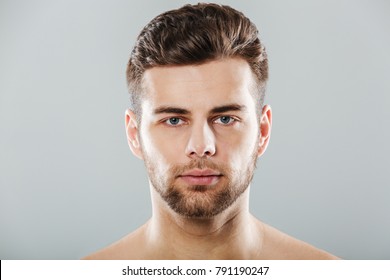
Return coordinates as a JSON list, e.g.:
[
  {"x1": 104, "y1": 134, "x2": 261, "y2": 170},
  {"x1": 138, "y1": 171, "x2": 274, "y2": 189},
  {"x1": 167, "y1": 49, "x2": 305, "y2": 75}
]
[
  {"x1": 166, "y1": 117, "x2": 183, "y2": 126},
  {"x1": 220, "y1": 116, "x2": 231, "y2": 124},
  {"x1": 215, "y1": 116, "x2": 235, "y2": 125}
]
